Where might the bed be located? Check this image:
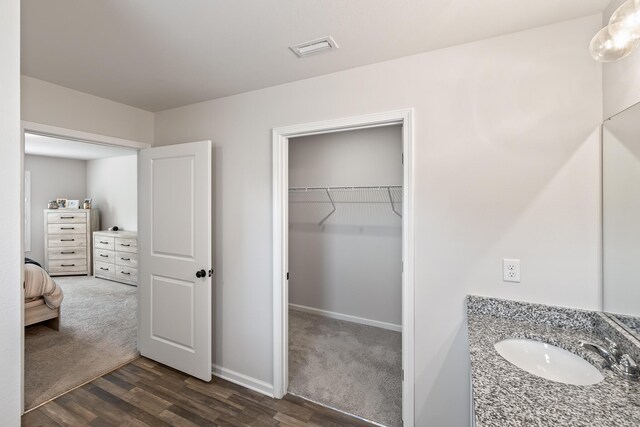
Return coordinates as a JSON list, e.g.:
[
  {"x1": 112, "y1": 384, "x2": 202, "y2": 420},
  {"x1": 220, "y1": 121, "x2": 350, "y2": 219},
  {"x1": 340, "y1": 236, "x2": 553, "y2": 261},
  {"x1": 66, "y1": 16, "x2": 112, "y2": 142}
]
[{"x1": 24, "y1": 258, "x2": 63, "y2": 330}]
